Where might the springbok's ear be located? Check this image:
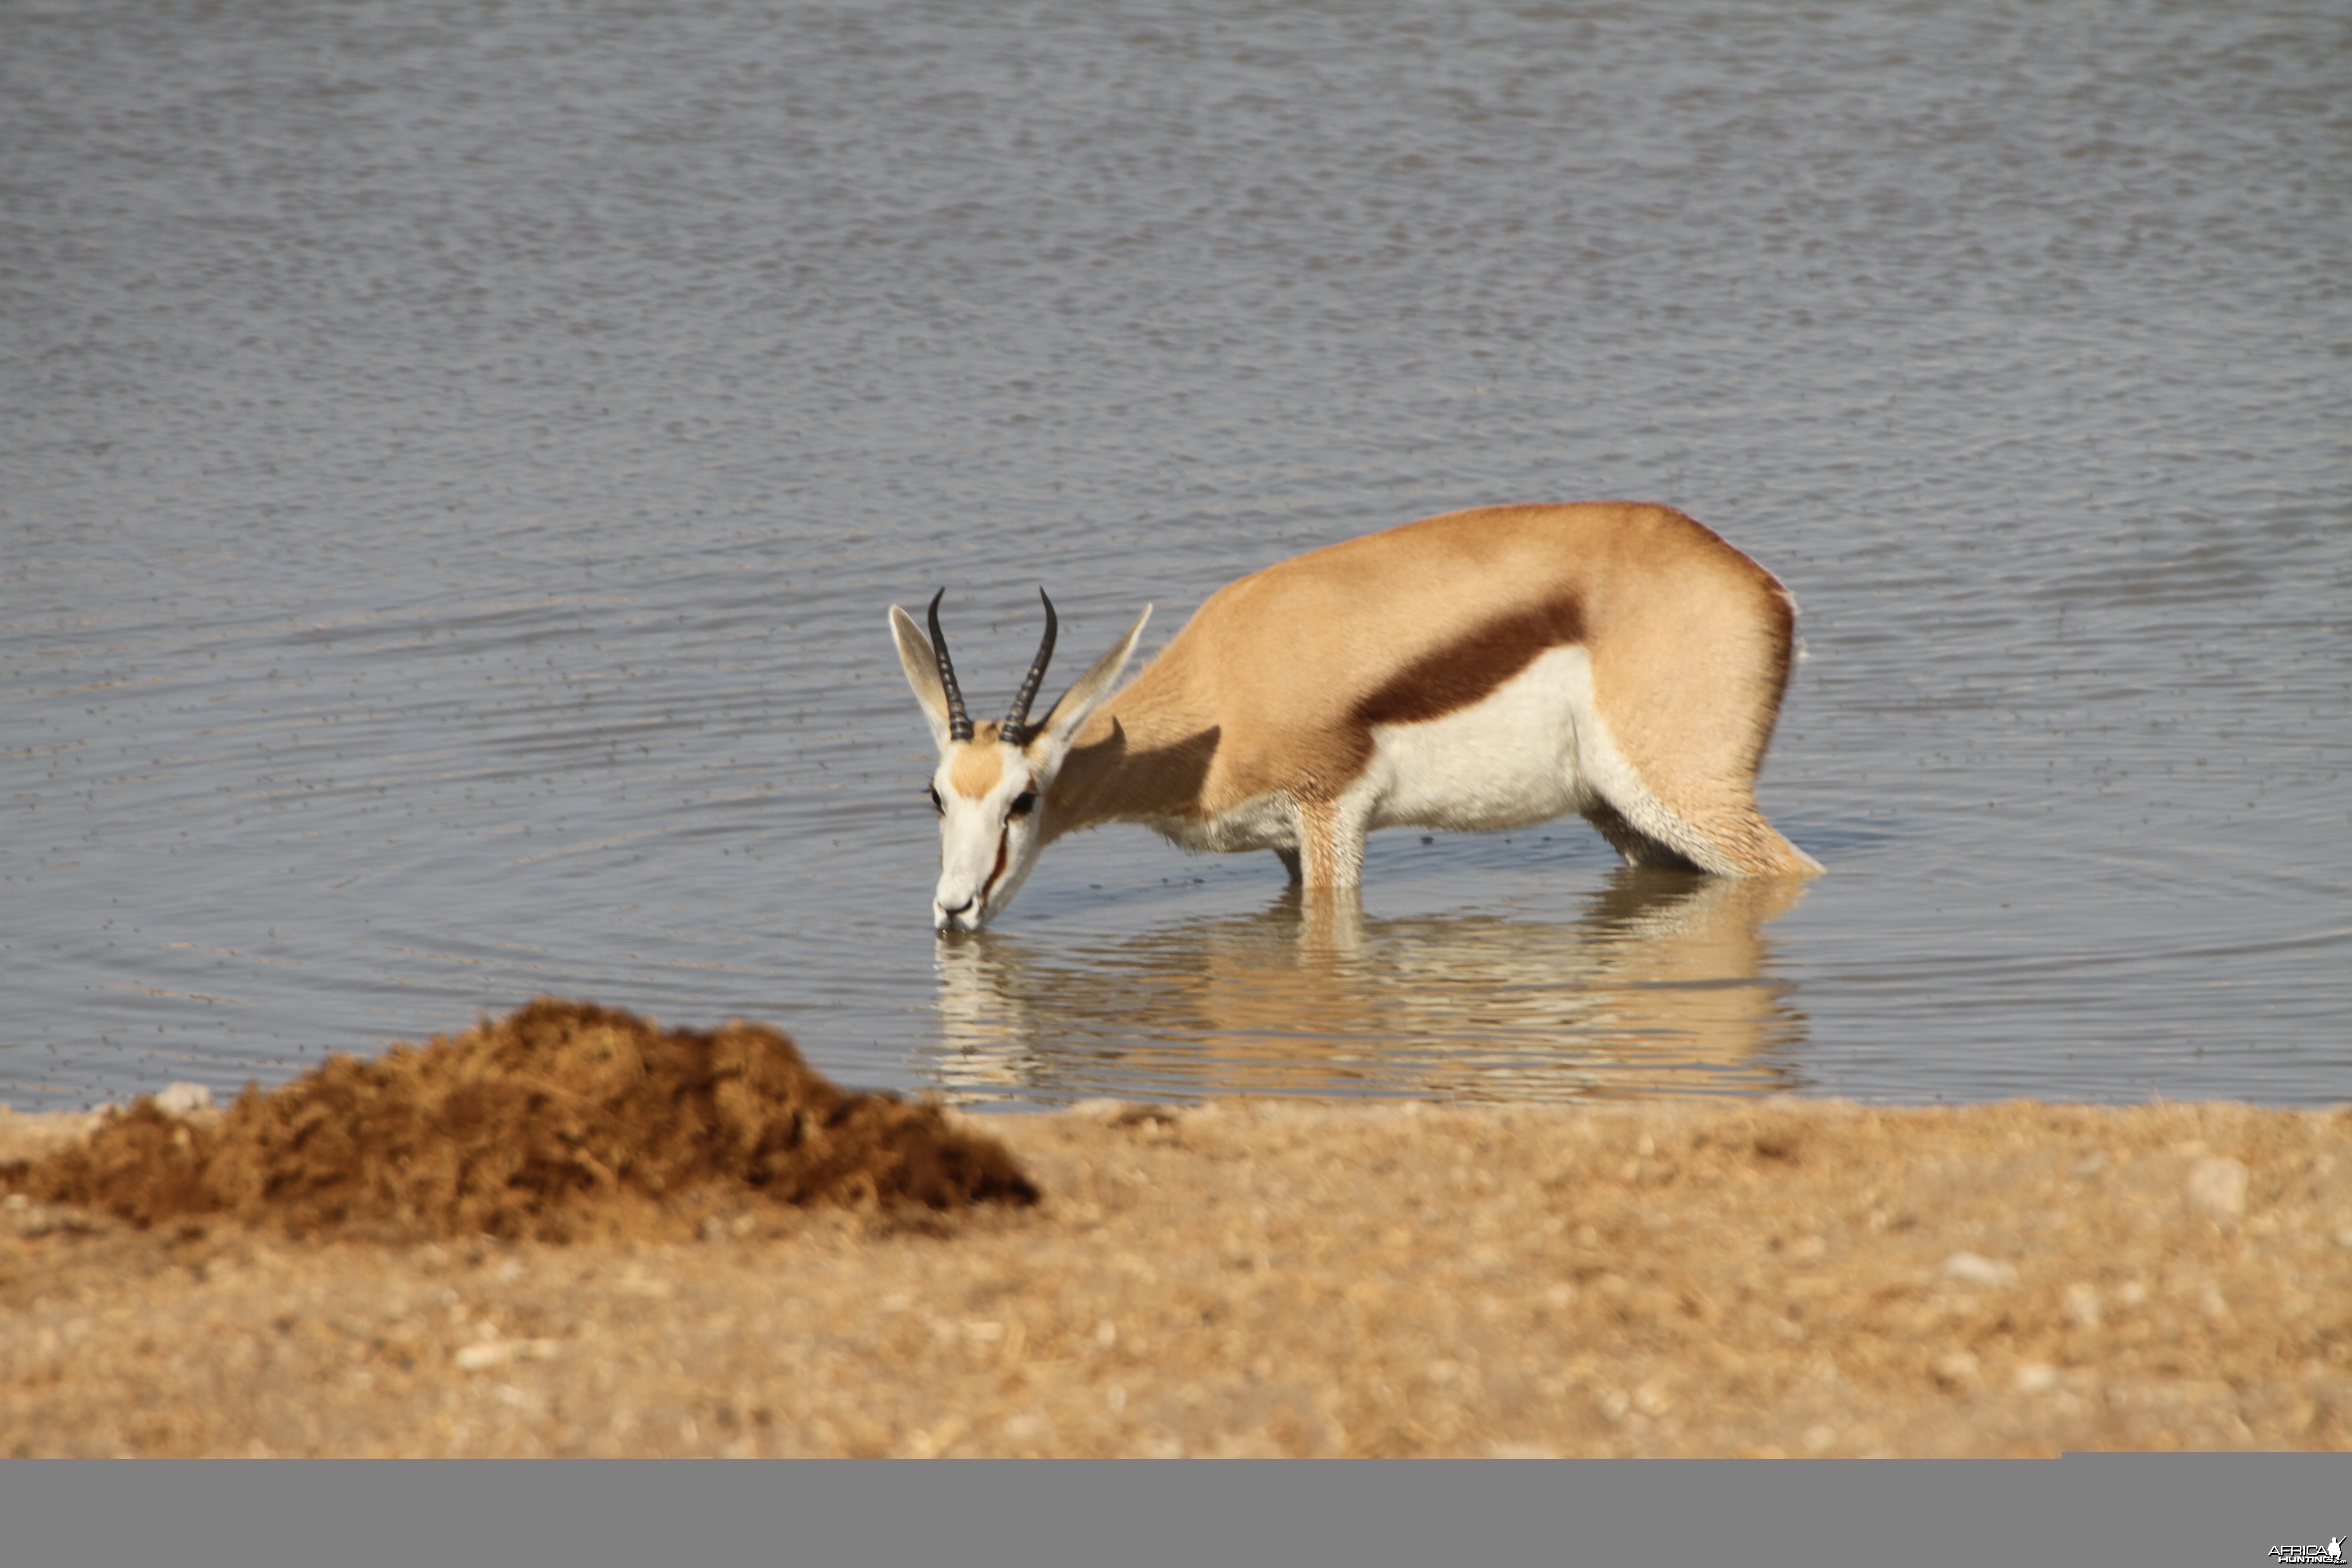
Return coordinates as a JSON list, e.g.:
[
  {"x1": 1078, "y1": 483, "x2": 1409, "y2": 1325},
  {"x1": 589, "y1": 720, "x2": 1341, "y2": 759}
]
[
  {"x1": 889, "y1": 604, "x2": 954, "y2": 751},
  {"x1": 1032, "y1": 606, "x2": 1151, "y2": 754}
]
